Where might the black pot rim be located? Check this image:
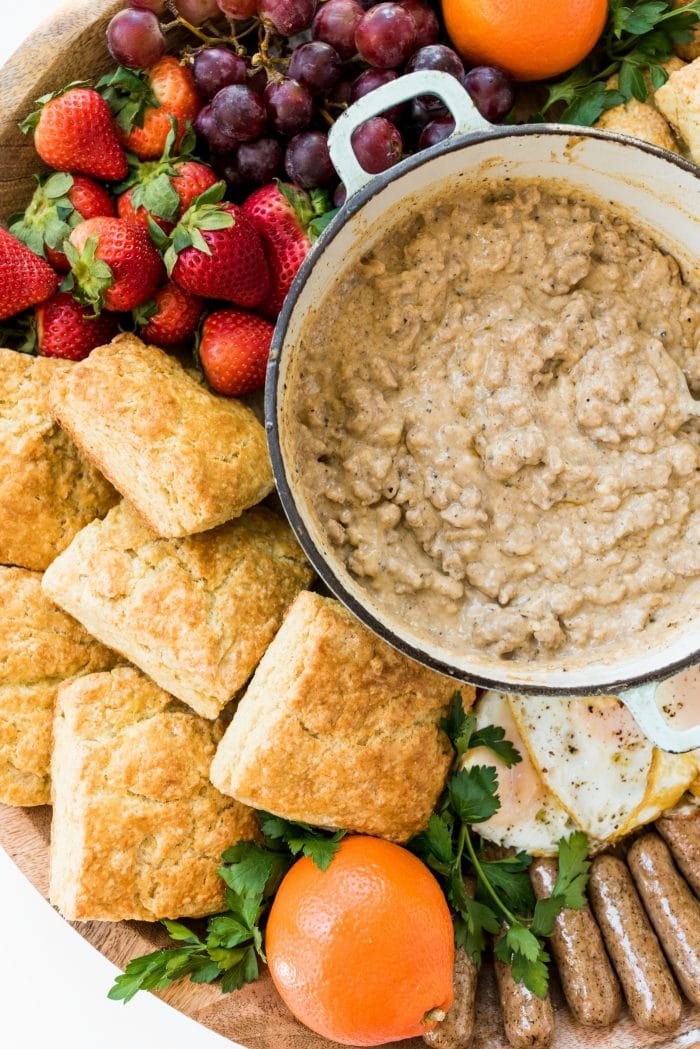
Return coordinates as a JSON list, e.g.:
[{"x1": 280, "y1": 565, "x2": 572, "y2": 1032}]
[{"x1": 265, "y1": 122, "x2": 700, "y2": 696}]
